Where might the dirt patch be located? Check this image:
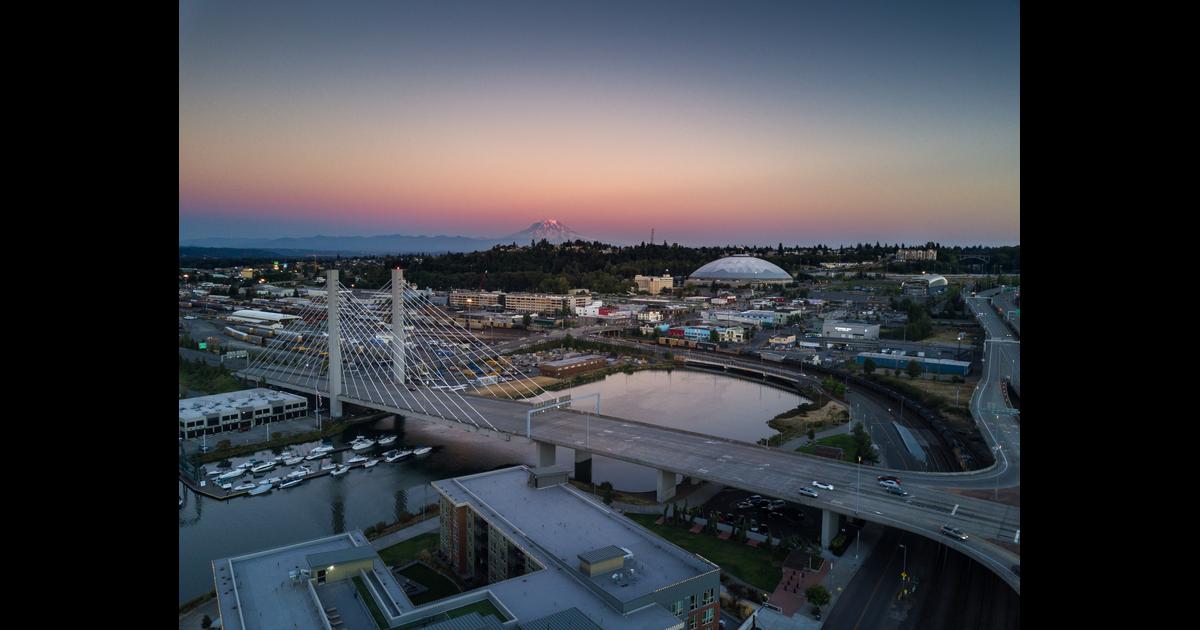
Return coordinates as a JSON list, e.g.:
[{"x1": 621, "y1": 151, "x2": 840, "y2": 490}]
[
  {"x1": 475, "y1": 375, "x2": 560, "y2": 398},
  {"x1": 943, "y1": 486, "x2": 1020, "y2": 508},
  {"x1": 768, "y1": 400, "x2": 849, "y2": 436}
]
